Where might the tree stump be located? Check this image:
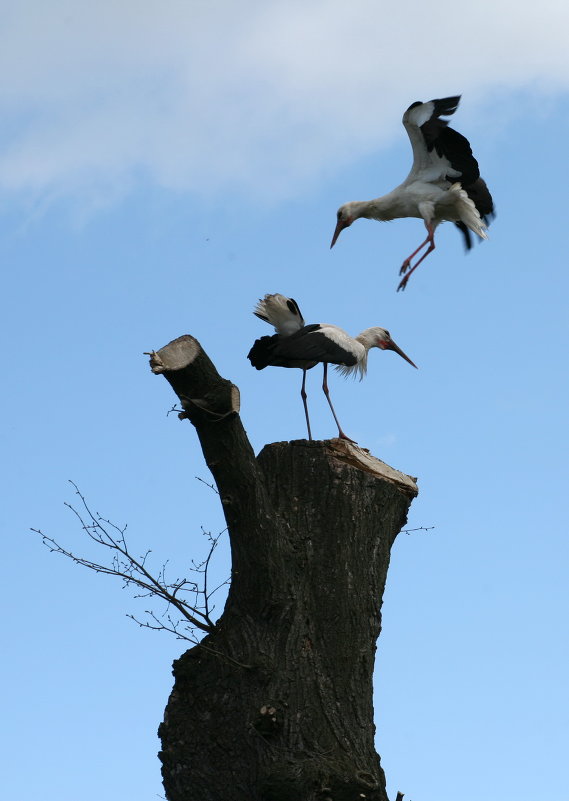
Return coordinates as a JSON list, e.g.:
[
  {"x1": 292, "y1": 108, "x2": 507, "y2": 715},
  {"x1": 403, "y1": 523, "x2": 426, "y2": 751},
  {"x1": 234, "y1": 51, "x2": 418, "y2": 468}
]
[{"x1": 149, "y1": 336, "x2": 418, "y2": 801}]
